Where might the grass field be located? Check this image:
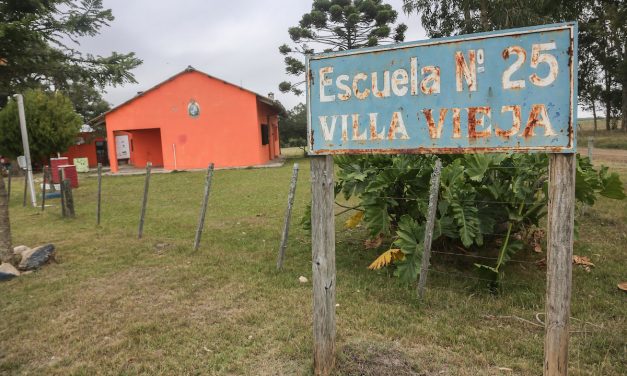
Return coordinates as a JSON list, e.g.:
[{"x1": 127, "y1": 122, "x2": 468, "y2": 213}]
[
  {"x1": 0, "y1": 152, "x2": 625, "y2": 375},
  {"x1": 578, "y1": 118, "x2": 627, "y2": 150}
]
